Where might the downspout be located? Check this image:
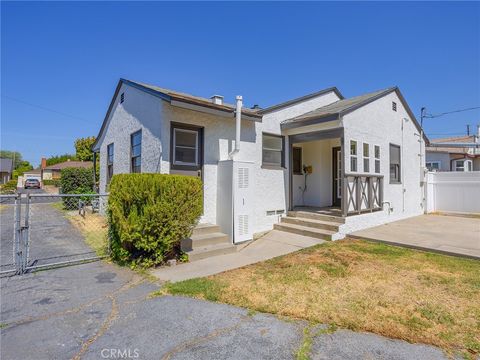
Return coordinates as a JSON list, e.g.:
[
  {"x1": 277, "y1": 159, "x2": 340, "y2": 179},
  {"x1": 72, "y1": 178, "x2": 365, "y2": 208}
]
[{"x1": 229, "y1": 95, "x2": 243, "y2": 159}]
